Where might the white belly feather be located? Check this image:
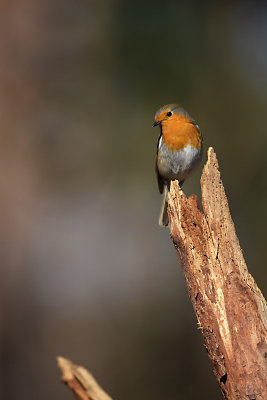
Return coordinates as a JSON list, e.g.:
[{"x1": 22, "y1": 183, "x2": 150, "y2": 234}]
[{"x1": 157, "y1": 136, "x2": 202, "y2": 182}]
